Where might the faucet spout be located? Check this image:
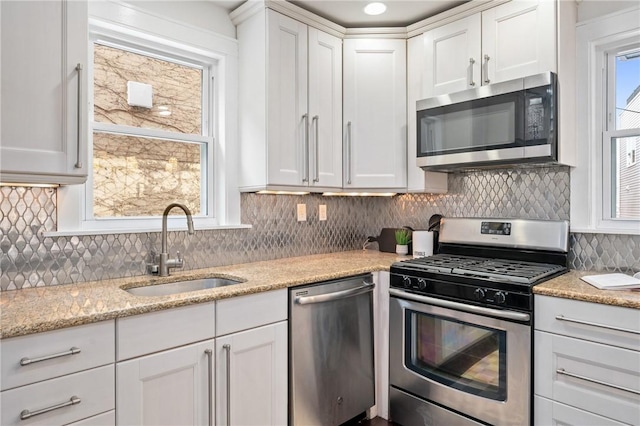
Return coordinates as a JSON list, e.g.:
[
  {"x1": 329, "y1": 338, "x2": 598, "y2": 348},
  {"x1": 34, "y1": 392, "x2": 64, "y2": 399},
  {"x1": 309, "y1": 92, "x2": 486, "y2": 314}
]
[{"x1": 157, "y1": 203, "x2": 194, "y2": 277}]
